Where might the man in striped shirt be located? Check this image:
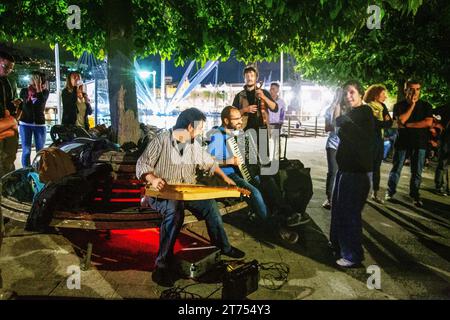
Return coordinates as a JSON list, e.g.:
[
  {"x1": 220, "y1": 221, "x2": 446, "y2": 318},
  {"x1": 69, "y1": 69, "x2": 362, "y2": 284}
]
[{"x1": 137, "y1": 108, "x2": 245, "y2": 287}]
